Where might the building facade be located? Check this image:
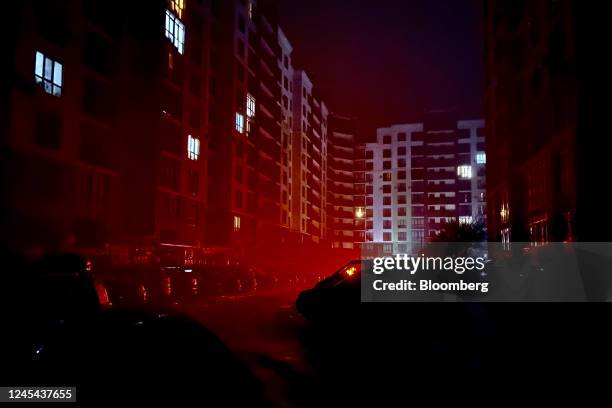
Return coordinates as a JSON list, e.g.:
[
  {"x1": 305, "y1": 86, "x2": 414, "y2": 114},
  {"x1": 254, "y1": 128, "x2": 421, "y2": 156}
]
[
  {"x1": 3, "y1": 0, "x2": 359, "y2": 267},
  {"x1": 484, "y1": 0, "x2": 580, "y2": 244},
  {"x1": 290, "y1": 70, "x2": 328, "y2": 243},
  {"x1": 359, "y1": 114, "x2": 485, "y2": 254},
  {"x1": 3, "y1": 0, "x2": 212, "y2": 266},
  {"x1": 327, "y1": 115, "x2": 358, "y2": 249}
]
